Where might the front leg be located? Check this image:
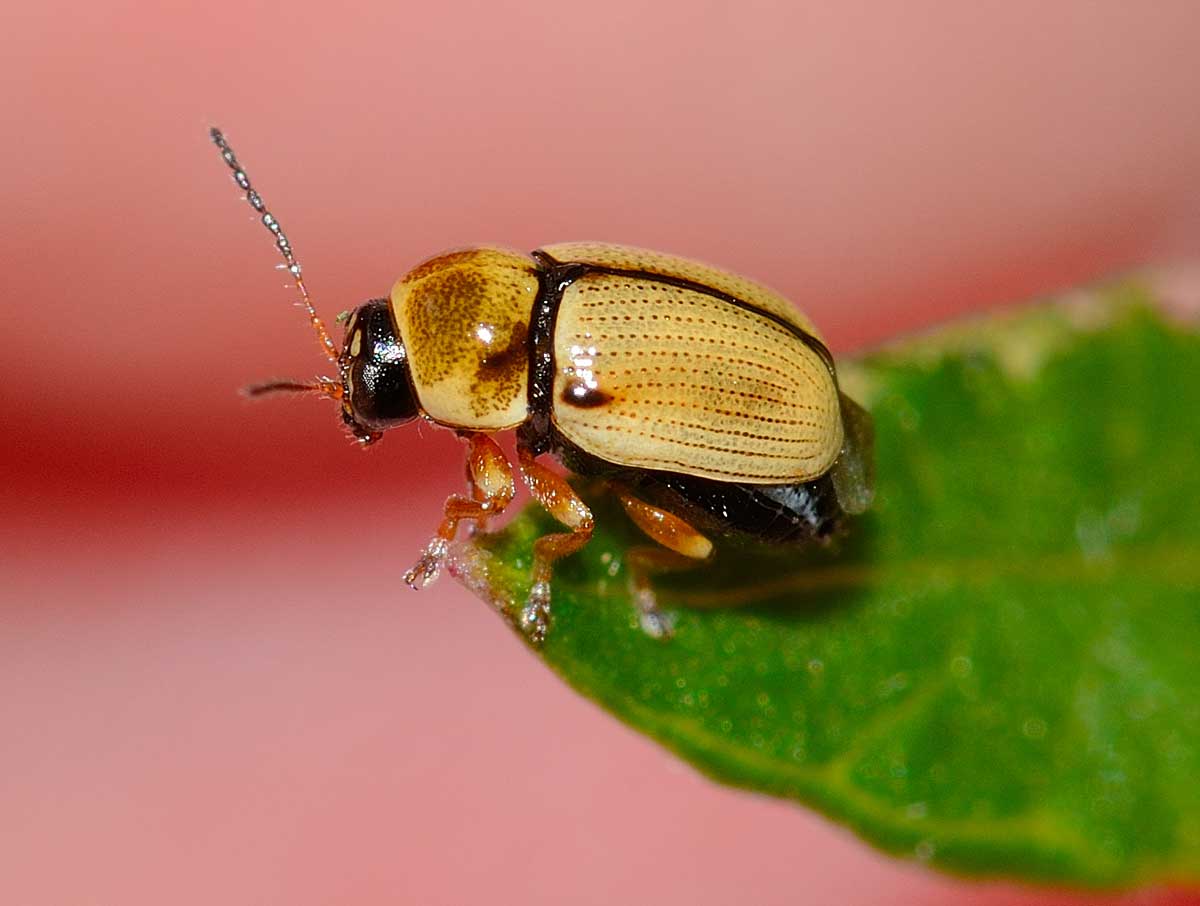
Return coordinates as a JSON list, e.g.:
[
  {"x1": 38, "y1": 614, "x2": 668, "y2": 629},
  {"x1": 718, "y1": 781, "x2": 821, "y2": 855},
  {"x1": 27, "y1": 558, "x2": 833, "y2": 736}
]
[
  {"x1": 517, "y1": 446, "x2": 594, "y2": 644},
  {"x1": 404, "y1": 433, "x2": 515, "y2": 590}
]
